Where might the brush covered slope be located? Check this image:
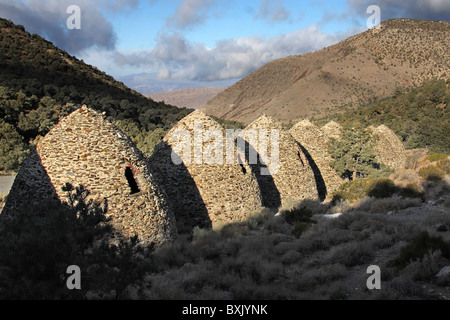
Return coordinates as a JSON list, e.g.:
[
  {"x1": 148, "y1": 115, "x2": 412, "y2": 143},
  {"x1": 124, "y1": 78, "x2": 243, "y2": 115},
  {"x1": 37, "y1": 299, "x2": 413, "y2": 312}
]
[
  {"x1": 0, "y1": 18, "x2": 190, "y2": 173},
  {"x1": 203, "y1": 19, "x2": 450, "y2": 124}
]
